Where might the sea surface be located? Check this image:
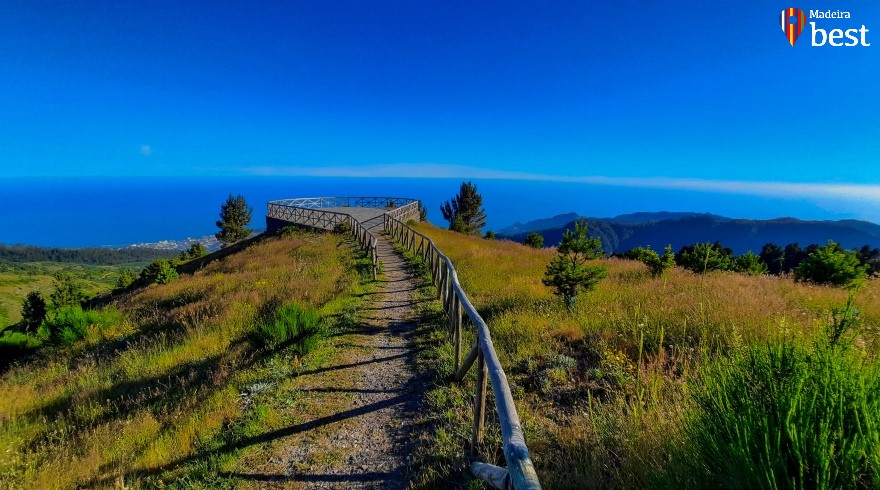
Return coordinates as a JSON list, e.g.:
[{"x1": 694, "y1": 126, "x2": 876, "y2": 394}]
[{"x1": 0, "y1": 176, "x2": 866, "y2": 248}]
